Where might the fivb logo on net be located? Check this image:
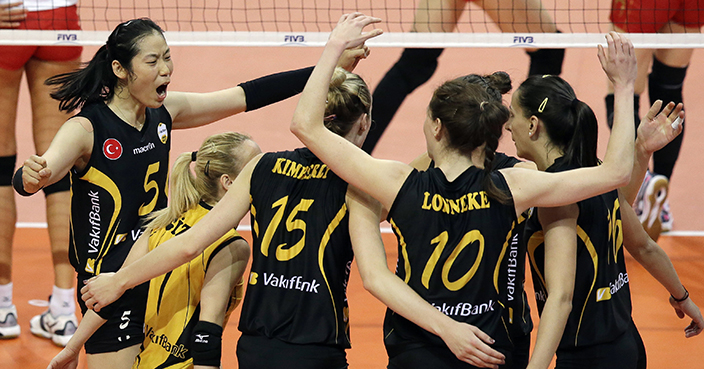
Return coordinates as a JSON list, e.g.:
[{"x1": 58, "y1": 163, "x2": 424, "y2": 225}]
[
  {"x1": 513, "y1": 35, "x2": 535, "y2": 47},
  {"x1": 57, "y1": 32, "x2": 79, "y2": 45},
  {"x1": 284, "y1": 35, "x2": 306, "y2": 44}
]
